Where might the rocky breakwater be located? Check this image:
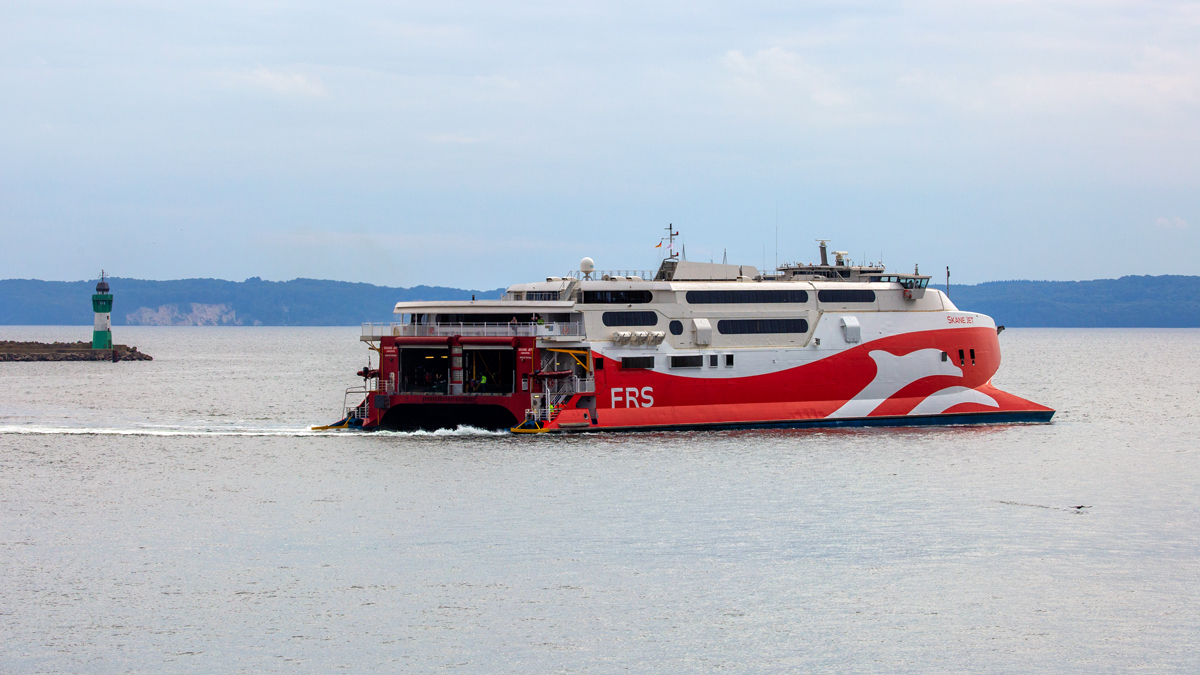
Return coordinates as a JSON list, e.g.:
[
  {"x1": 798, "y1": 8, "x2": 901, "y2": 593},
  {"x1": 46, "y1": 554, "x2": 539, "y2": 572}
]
[{"x1": 0, "y1": 341, "x2": 153, "y2": 362}]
